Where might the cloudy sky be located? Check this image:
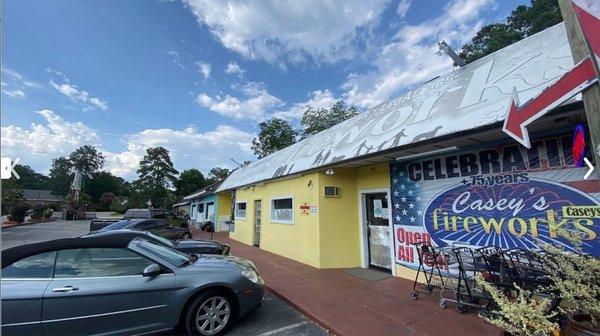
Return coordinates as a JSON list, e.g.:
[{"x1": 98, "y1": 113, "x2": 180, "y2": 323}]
[{"x1": 1, "y1": 0, "x2": 526, "y2": 180}]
